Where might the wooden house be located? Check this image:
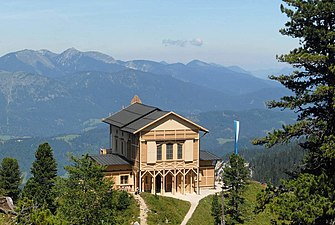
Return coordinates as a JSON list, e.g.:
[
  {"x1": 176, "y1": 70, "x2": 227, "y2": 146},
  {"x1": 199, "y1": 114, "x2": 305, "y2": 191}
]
[{"x1": 90, "y1": 97, "x2": 220, "y2": 195}]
